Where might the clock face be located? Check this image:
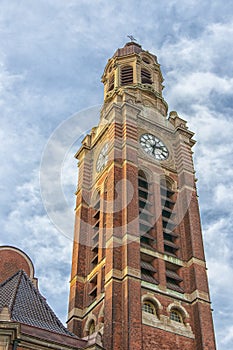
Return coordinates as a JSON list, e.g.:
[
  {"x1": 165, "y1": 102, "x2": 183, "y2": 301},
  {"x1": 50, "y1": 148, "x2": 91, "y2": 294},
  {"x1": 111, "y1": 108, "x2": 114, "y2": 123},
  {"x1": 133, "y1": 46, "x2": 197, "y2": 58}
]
[
  {"x1": 140, "y1": 133, "x2": 169, "y2": 160},
  {"x1": 96, "y1": 143, "x2": 109, "y2": 172}
]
